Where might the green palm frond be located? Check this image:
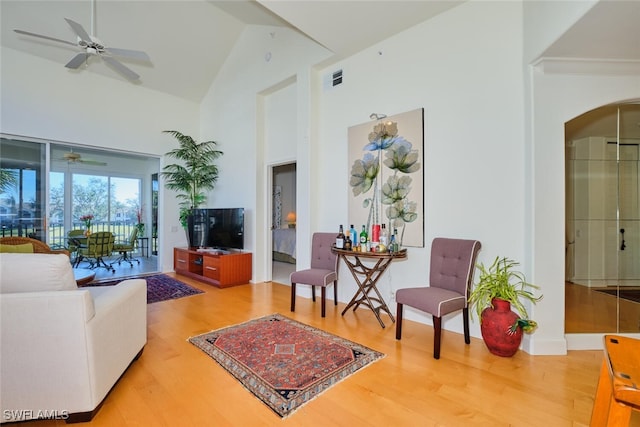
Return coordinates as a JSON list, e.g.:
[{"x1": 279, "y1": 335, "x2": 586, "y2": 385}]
[
  {"x1": 161, "y1": 130, "x2": 223, "y2": 228},
  {"x1": 0, "y1": 169, "x2": 18, "y2": 193}
]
